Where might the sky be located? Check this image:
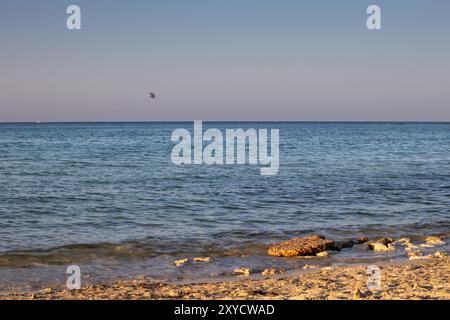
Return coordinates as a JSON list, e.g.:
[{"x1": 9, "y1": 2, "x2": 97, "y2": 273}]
[{"x1": 0, "y1": 0, "x2": 449, "y2": 122}]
